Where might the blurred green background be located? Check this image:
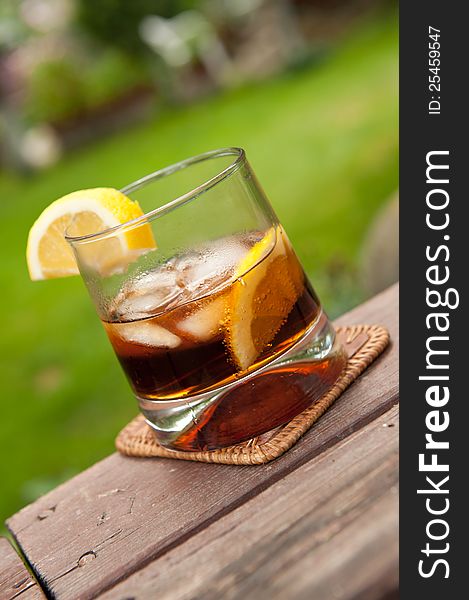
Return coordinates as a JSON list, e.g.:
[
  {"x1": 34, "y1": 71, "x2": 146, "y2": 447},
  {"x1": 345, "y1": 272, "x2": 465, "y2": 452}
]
[{"x1": 0, "y1": 0, "x2": 398, "y2": 524}]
